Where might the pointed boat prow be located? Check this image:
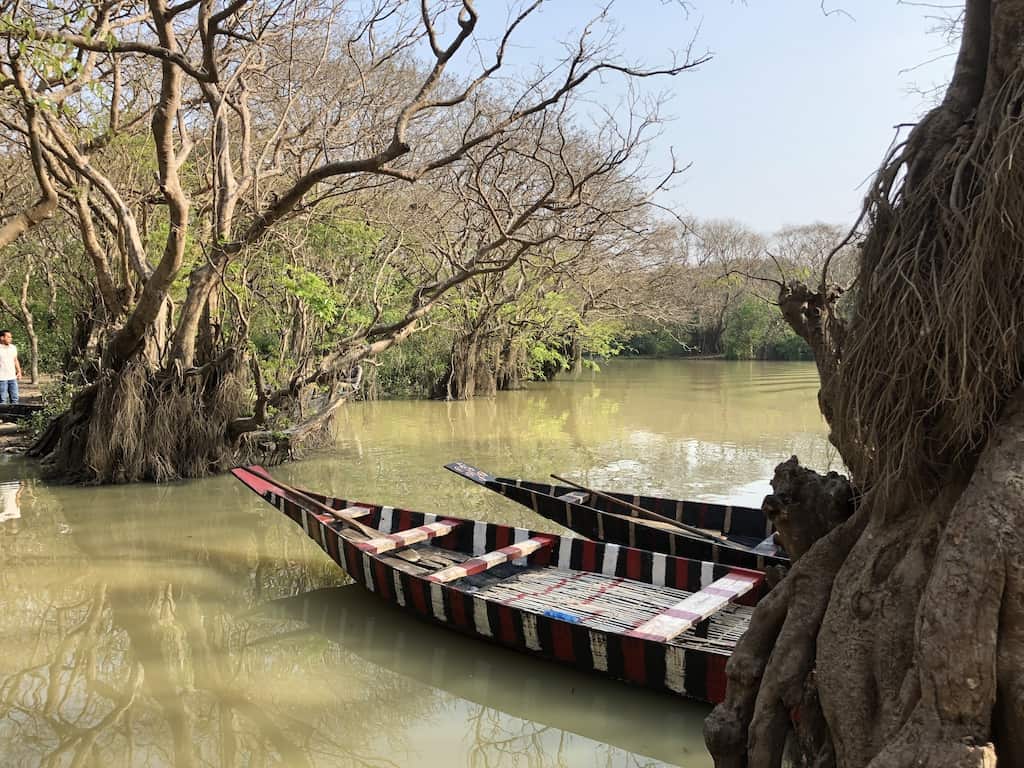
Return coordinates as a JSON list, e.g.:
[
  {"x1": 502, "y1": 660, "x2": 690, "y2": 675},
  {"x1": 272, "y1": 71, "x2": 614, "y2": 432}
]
[
  {"x1": 231, "y1": 465, "x2": 281, "y2": 496},
  {"x1": 443, "y1": 461, "x2": 496, "y2": 485}
]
